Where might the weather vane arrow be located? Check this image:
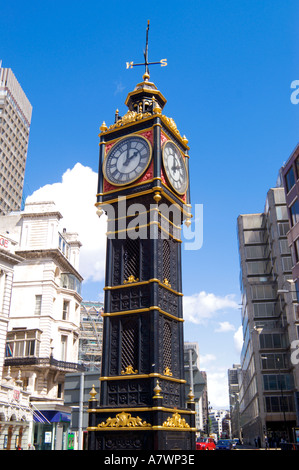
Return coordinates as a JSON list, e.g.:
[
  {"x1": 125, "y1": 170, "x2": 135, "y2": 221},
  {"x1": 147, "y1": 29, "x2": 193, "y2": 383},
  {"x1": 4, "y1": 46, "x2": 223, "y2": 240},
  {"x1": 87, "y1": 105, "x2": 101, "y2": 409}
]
[{"x1": 126, "y1": 20, "x2": 167, "y2": 77}]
